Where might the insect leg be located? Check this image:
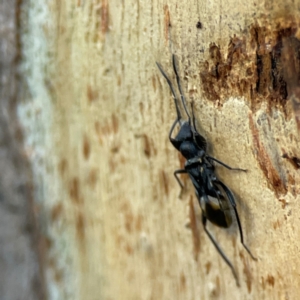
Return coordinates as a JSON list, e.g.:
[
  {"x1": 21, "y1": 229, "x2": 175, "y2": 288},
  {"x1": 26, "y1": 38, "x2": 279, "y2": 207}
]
[
  {"x1": 202, "y1": 214, "x2": 240, "y2": 286},
  {"x1": 207, "y1": 156, "x2": 247, "y2": 172},
  {"x1": 169, "y1": 118, "x2": 180, "y2": 142},
  {"x1": 174, "y1": 169, "x2": 187, "y2": 189},
  {"x1": 217, "y1": 181, "x2": 257, "y2": 261},
  {"x1": 156, "y1": 62, "x2": 182, "y2": 121}
]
